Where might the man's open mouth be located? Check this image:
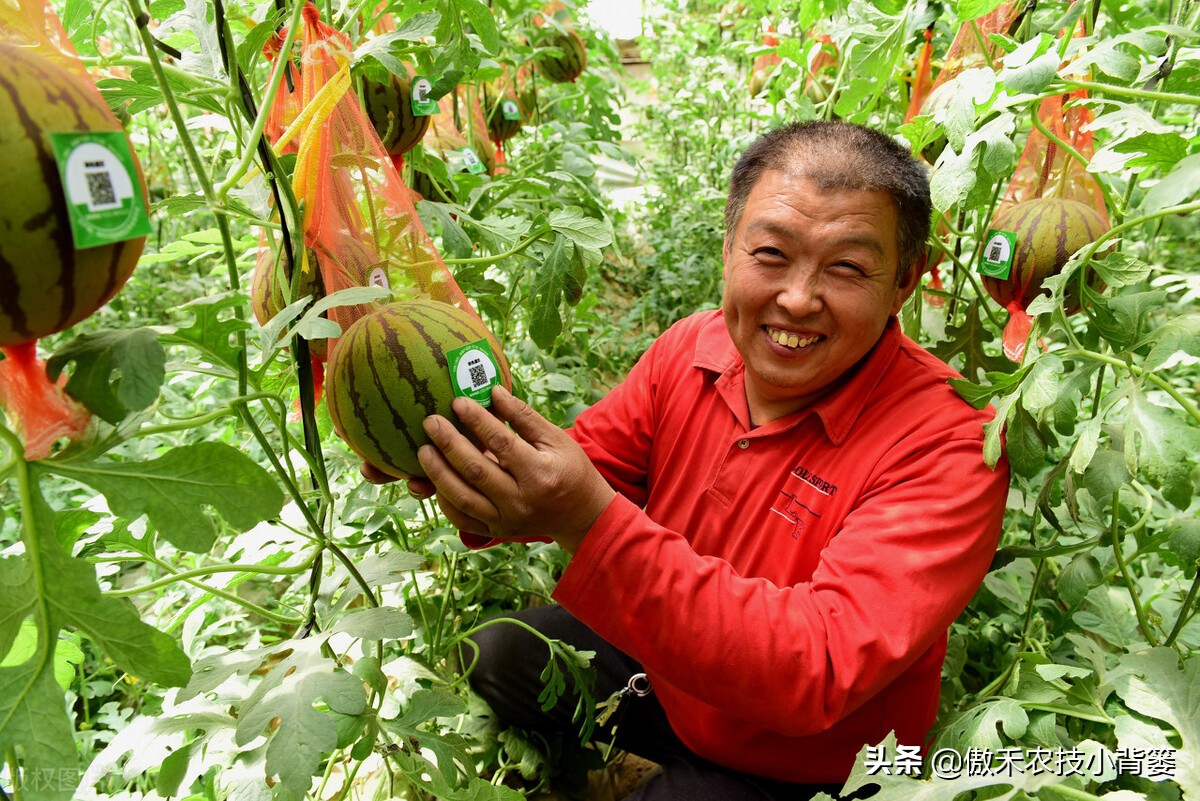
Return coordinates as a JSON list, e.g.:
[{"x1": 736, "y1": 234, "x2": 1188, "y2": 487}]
[{"x1": 767, "y1": 327, "x2": 823, "y2": 350}]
